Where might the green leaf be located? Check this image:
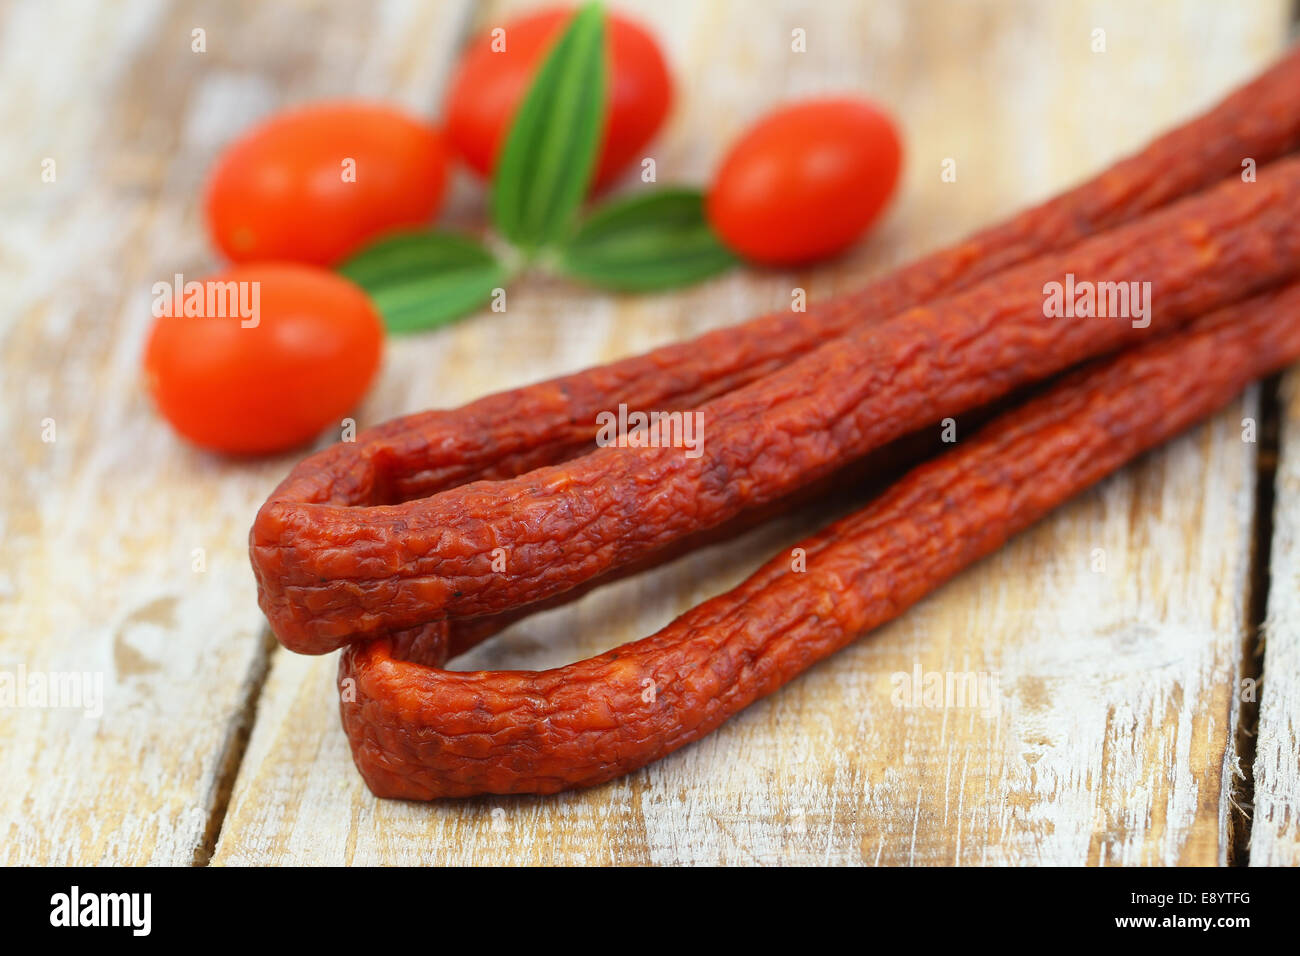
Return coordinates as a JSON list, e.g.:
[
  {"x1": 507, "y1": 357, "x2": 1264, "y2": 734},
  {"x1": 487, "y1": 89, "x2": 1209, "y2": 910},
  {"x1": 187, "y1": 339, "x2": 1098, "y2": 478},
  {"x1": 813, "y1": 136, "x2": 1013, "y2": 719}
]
[
  {"x1": 556, "y1": 188, "x2": 738, "y2": 291},
  {"x1": 491, "y1": 3, "x2": 607, "y2": 249},
  {"x1": 338, "y1": 232, "x2": 508, "y2": 334}
]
